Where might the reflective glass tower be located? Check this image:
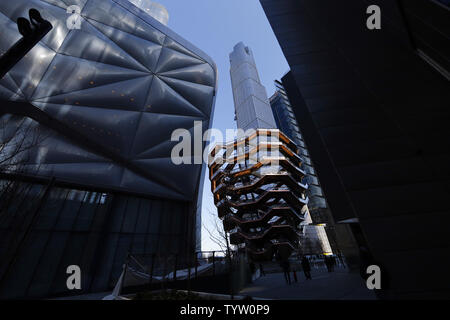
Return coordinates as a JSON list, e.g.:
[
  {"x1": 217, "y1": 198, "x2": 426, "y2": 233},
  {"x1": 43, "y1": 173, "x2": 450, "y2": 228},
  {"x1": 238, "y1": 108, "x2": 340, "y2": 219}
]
[
  {"x1": 127, "y1": 0, "x2": 169, "y2": 26},
  {"x1": 0, "y1": 0, "x2": 217, "y2": 299},
  {"x1": 270, "y1": 82, "x2": 333, "y2": 255}
]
